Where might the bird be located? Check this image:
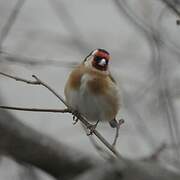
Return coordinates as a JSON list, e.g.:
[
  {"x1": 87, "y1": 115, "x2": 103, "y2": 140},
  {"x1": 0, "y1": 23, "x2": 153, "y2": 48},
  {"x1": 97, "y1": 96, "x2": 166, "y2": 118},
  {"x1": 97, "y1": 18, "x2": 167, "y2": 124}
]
[{"x1": 64, "y1": 49, "x2": 120, "y2": 131}]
